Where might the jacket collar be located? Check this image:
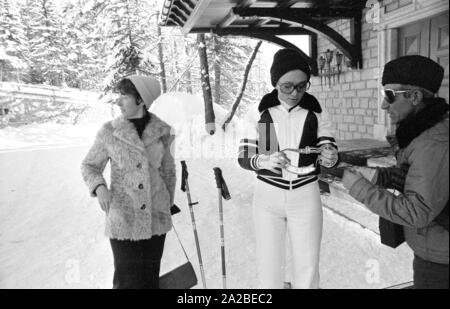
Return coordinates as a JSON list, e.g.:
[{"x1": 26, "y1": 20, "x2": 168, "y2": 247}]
[
  {"x1": 395, "y1": 98, "x2": 449, "y2": 149},
  {"x1": 258, "y1": 89, "x2": 322, "y2": 114},
  {"x1": 111, "y1": 113, "x2": 171, "y2": 153}
]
